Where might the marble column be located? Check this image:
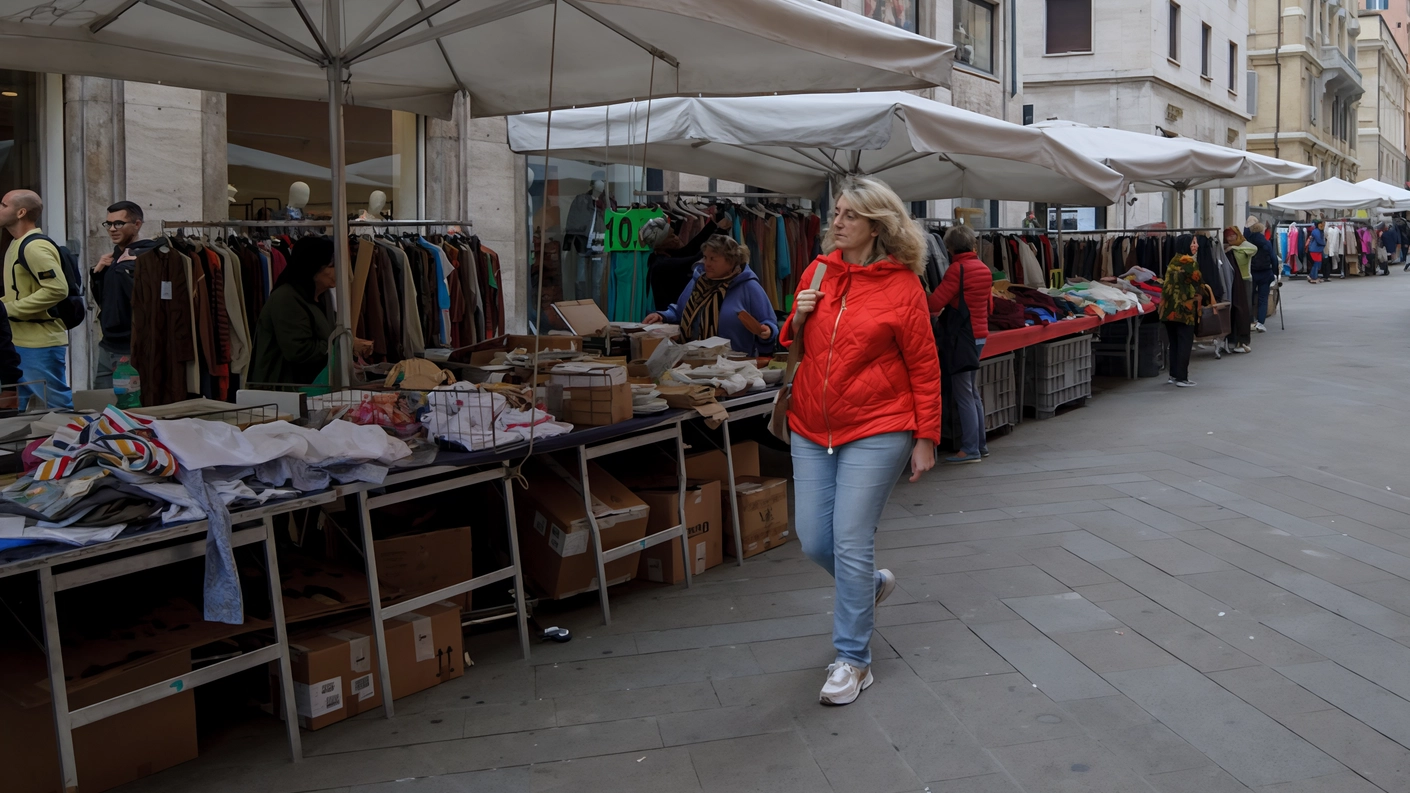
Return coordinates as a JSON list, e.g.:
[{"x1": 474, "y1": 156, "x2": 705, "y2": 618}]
[
  {"x1": 463, "y1": 95, "x2": 528, "y2": 334},
  {"x1": 64, "y1": 76, "x2": 126, "y2": 392}
]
